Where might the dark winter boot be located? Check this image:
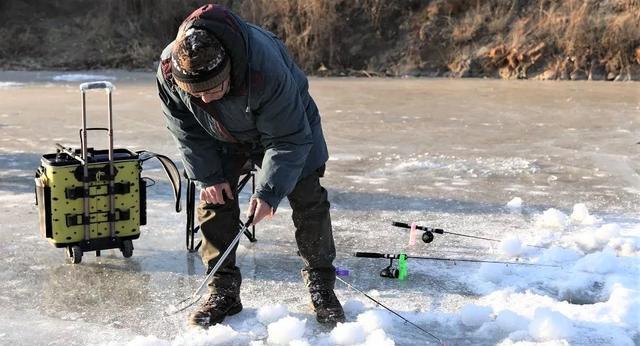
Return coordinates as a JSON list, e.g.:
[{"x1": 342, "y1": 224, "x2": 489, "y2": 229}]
[
  {"x1": 303, "y1": 268, "x2": 345, "y2": 324},
  {"x1": 310, "y1": 289, "x2": 345, "y2": 324},
  {"x1": 188, "y1": 293, "x2": 243, "y2": 328}
]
